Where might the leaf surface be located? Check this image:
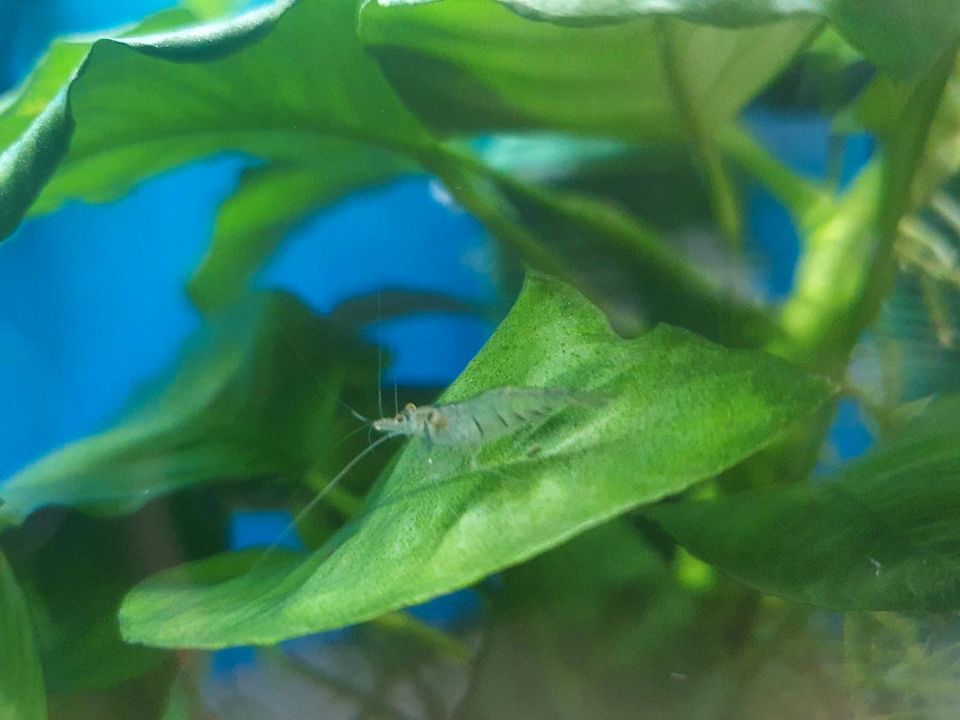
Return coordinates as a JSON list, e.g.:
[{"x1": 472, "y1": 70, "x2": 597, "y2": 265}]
[
  {"x1": 0, "y1": 550, "x2": 46, "y2": 720},
  {"x1": 120, "y1": 273, "x2": 833, "y2": 648},
  {"x1": 361, "y1": 0, "x2": 817, "y2": 140},
  {"x1": 380, "y1": 0, "x2": 960, "y2": 78},
  {"x1": 648, "y1": 395, "x2": 960, "y2": 611}
]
